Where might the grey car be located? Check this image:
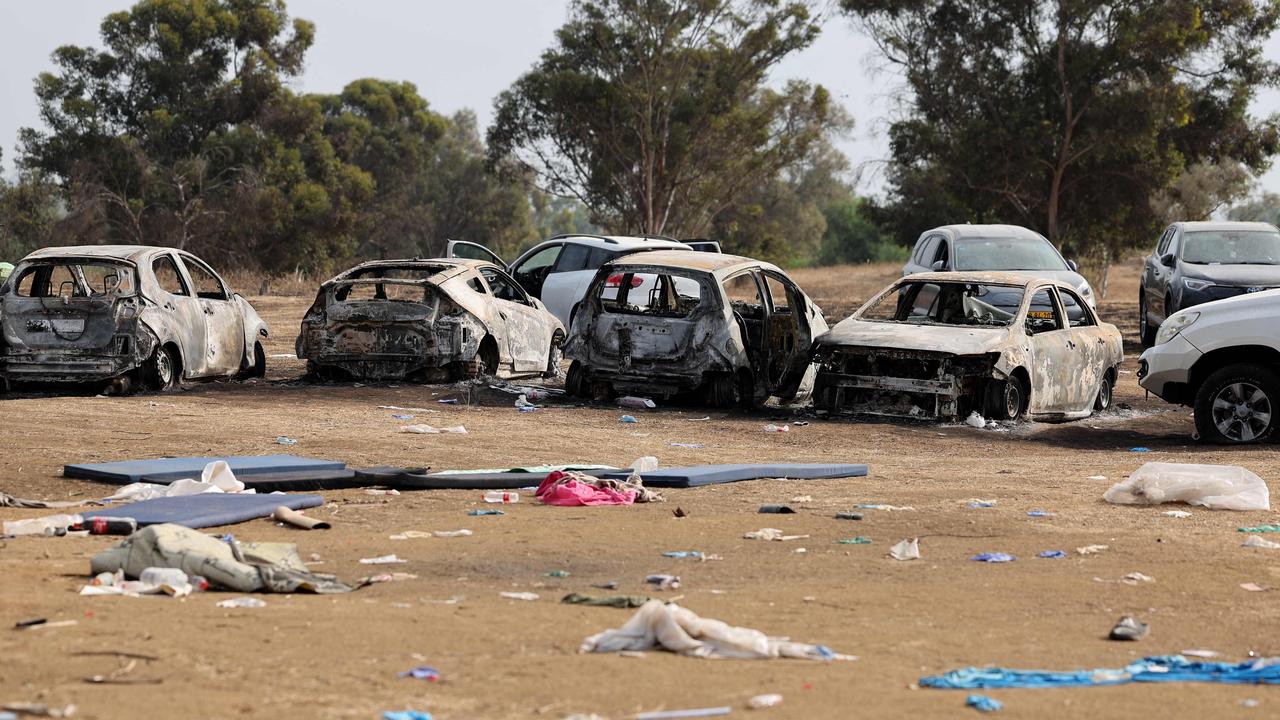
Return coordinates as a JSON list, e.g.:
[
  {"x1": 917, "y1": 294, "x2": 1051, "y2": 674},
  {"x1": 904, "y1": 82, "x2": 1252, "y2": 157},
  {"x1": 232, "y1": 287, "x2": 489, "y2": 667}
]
[
  {"x1": 904, "y1": 224, "x2": 1096, "y2": 308},
  {"x1": 1138, "y1": 221, "x2": 1280, "y2": 347}
]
